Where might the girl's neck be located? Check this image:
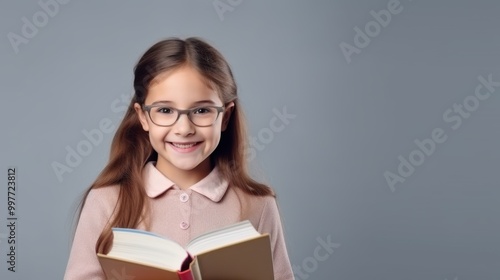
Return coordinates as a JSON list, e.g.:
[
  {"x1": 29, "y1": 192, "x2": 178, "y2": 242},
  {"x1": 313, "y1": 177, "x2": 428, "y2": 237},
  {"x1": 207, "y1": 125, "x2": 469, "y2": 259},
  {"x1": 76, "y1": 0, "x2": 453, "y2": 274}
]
[{"x1": 155, "y1": 159, "x2": 213, "y2": 190}]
